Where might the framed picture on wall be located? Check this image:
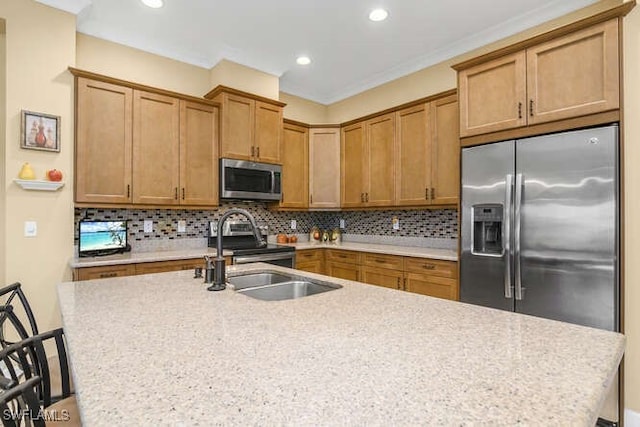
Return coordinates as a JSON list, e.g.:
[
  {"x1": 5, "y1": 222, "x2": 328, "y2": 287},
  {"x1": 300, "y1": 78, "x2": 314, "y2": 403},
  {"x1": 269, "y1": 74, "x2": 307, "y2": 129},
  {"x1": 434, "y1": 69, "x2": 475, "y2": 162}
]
[{"x1": 20, "y1": 110, "x2": 61, "y2": 152}]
